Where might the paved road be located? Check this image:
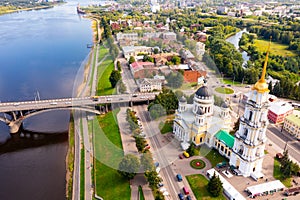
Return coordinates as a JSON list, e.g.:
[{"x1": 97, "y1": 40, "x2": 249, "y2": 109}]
[
  {"x1": 119, "y1": 57, "x2": 138, "y2": 93},
  {"x1": 135, "y1": 105, "x2": 189, "y2": 200}
]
